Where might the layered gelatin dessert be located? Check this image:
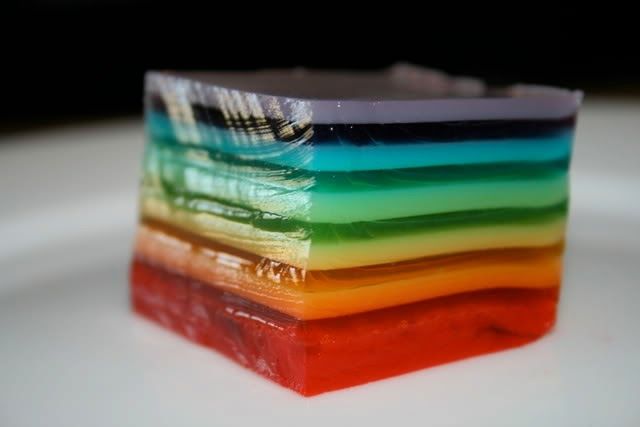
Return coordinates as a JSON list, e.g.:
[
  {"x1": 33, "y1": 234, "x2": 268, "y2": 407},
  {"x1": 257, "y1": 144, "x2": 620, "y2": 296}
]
[{"x1": 131, "y1": 65, "x2": 581, "y2": 395}]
